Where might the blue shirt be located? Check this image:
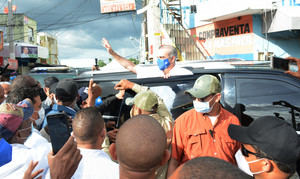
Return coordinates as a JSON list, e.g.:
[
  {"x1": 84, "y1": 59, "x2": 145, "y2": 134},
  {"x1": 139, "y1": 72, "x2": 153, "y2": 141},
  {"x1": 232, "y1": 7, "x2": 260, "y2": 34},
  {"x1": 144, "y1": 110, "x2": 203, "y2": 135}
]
[
  {"x1": 42, "y1": 104, "x2": 76, "y2": 128},
  {"x1": 0, "y1": 138, "x2": 12, "y2": 167}
]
